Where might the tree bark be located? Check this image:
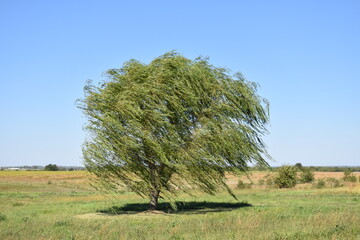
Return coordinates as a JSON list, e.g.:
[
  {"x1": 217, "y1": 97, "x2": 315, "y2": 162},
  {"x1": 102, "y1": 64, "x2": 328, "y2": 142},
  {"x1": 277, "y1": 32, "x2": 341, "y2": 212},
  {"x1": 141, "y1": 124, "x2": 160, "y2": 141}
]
[{"x1": 149, "y1": 189, "x2": 160, "y2": 210}]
